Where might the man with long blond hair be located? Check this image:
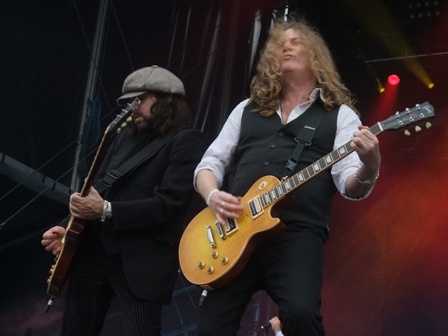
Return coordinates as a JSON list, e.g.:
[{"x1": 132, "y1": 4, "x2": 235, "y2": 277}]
[{"x1": 194, "y1": 18, "x2": 381, "y2": 335}]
